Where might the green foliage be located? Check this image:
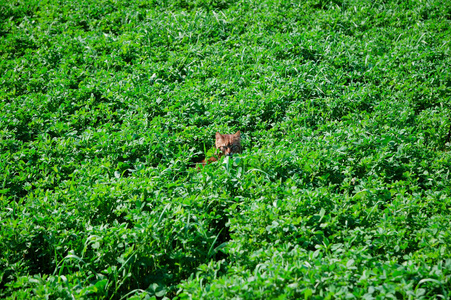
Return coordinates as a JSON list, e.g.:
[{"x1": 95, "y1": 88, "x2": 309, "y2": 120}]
[{"x1": 1, "y1": 0, "x2": 451, "y2": 298}]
